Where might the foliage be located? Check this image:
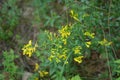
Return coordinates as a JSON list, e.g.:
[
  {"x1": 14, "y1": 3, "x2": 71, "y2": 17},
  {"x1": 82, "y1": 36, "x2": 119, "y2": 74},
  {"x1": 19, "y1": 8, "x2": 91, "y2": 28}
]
[
  {"x1": 32, "y1": 0, "x2": 67, "y2": 28},
  {"x1": 70, "y1": 75, "x2": 82, "y2": 80},
  {"x1": 1, "y1": 49, "x2": 19, "y2": 80},
  {"x1": 0, "y1": 0, "x2": 120, "y2": 80},
  {"x1": 114, "y1": 59, "x2": 120, "y2": 80},
  {"x1": 0, "y1": 0, "x2": 20, "y2": 40}
]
